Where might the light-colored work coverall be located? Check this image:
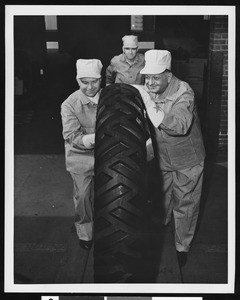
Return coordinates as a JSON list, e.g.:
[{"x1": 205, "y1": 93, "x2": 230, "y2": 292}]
[
  {"x1": 150, "y1": 75, "x2": 206, "y2": 252},
  {"x1": 106, "y1": 53, "x2": 145, "y2": 85},
  {"x1": 61, "y1": 89, "x2": 99, "y2": 241}
]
